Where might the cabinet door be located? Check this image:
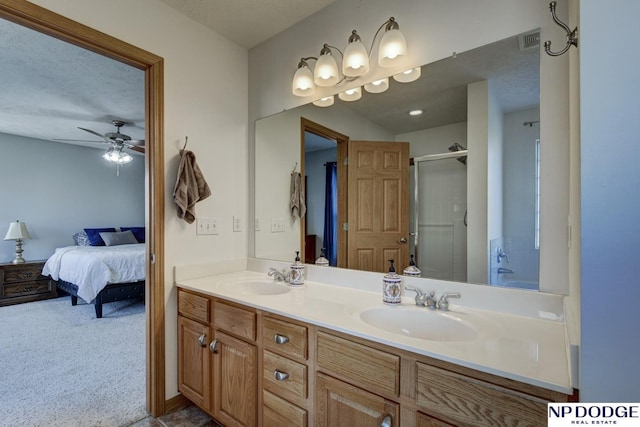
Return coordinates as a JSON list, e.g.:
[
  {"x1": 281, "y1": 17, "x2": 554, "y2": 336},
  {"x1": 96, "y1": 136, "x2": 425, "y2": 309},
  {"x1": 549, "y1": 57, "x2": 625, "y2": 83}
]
[
  {"x1": 416, "y1": 412, "x2": 455, "y2": 427},
  {"x1": 178, "y1": 316, "x2": 211, "y2": 411},
  {"x1": 212, "y1": 330, "x2": 257, "y2": 427},
  {"x1": 316, "y1": 373, "x2": 399, "y2": 427}
]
